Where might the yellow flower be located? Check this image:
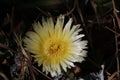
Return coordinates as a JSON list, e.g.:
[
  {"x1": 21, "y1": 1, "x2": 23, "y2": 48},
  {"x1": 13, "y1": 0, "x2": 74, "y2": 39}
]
[{"x1": 24, "y1": 15, "x2": 87, "y2": 77}]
